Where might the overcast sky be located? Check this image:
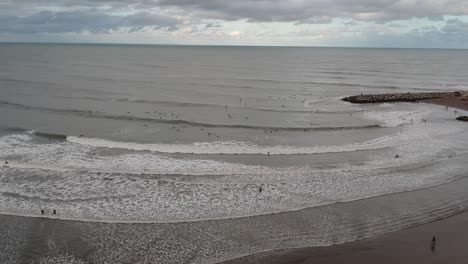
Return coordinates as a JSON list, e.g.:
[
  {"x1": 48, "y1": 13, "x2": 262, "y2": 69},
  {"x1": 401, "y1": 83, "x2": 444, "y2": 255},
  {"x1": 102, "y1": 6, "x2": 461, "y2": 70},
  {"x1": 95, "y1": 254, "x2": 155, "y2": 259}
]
[{"x1": 1, "y1": 0, "x2": 468, "y2": 48}]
